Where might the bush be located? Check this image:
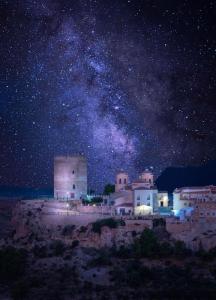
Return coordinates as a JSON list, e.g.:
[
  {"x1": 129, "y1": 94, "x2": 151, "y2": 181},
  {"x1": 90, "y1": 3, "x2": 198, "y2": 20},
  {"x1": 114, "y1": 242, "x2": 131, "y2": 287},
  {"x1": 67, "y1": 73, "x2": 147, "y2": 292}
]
[
  {"x1": 92, "y1": 218, "x2": 124, "y2": 234},
  {"x1": 173, "y1": 240, "x2": 191, "y2": 257},
  {"x1": 153, "y1": 218, "x2": 166, "y2": 228},
  {"x1": 71, "y1": 240, "x2": 79, "y2": 248},
  {"x1": 79, "y1": 226, "x2": 87, "y2": 233},
  {"x1": 62, "y1": 225, "x2": 75, "y2": 236},
  {"x1": 50, "y1": 240, "x2": 65, "y2": 256},
  {"x1": 87, "y1": 253, "x2": 112, "y2": 268},
  {"x1": 133, "y1": 228, "x2": 159, "y2": 258},
  {"x1": 0, "y1": 247, "x2": 27, "y2": 281},
  {"x1": 33, "y1": 245, "x2": 48, "y2": 258},
  {"x1": 115, "y1": 245, "x2": 131, "y2": 259},
  {"x1": 11, "y1": 279, "x2": 29, "y2": 300}
]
